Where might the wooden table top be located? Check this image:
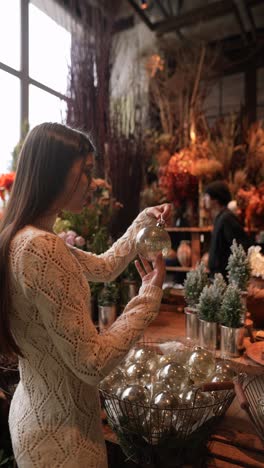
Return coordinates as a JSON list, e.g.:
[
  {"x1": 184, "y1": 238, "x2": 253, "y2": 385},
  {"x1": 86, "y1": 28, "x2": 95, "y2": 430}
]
[{"x1": 104, "y1": 309, "x2": 264, "y2": 467}]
